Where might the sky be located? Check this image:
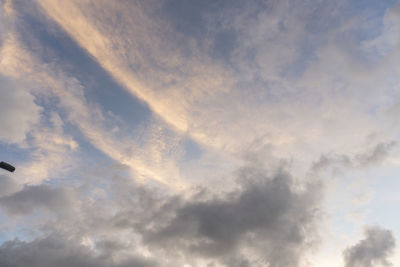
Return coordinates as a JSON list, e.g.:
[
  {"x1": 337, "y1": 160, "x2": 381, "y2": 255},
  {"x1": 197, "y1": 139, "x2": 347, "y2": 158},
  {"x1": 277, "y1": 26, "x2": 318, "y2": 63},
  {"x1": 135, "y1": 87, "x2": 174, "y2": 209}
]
[{"x1": 1, "y1": 0, "x2": 400, "y2": 266}]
